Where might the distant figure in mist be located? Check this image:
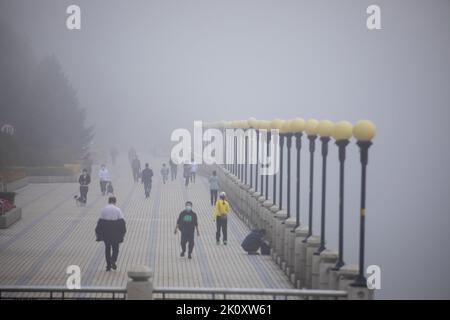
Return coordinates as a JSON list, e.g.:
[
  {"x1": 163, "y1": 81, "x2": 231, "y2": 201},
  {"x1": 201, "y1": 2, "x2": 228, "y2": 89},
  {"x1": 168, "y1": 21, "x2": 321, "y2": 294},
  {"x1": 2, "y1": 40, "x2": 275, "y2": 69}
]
[
  {"x1": 161, "y1": 163, "x2": 169, "y2": 184},
  {"x1": 174, "y1": 201, "x2": 200, "y2": 259},
  {"x1": 106, "y1": 181, "x2": 114, "y2": 197},
  {"x1": 141, "y1": 163, "x2": 154, "y2": 199},
  {"x1": 241, "y1": 229, "x2": 270, "y2": 255},
  {"x1": 81, "y1": 153, "x2": 93, "y2": 176},
  {"x1": 131, "y1": 156, "x2": 141, "y2": 182},
  {"x1": 128, "y1": 148, "x2": 136, "y2": 165},
  {"x1": 169, "y1": 158, "x2": 177, "y2": 180},
  {"x1": 190, "y1": 160, "x2": 198, "y2": 183},
  {"x1": 183, "y1": 162, "x2": 191, "y2": 187},
  {"x1": 110, "y1": 147, "x2": 118, "y2": 166},
  {"x1": 75, "y1": 168, "x2": 91, "y2": 206},
  {"x1": 95, "y1": 196, "x2": 126, "y2": 272},
  {"x1": 99, "y1": 164, "x2": 110, "y2": 196},
  {"x1": 209, "y1": 170, "x2": 219, "y2": 206}
]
